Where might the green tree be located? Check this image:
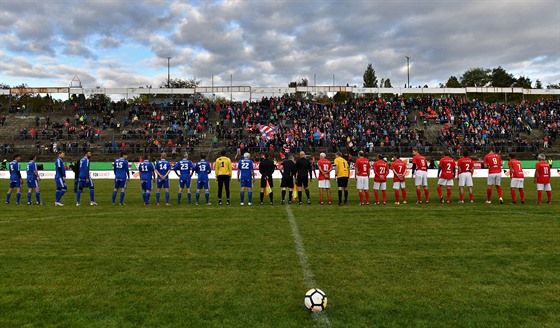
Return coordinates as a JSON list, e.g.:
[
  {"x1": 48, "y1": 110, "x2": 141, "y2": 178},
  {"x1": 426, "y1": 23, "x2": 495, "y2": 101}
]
[
  {"x1": 535, "y1": 79, "x2": 543, "y2": 89},
  {"x1": 512, "y1": 76, "x2": 532, "y2": 89},
  {"x1": 460, "y1": 68, "x2": 491, "y2": 87},
  {"x1": 490, "y1": 66, "x2": 516, "y2": 87},
  {"x1": 362, "y1": 63, "x2": 378, "y2": 88},
  {"x1": 444, "y1": 76, "x2": 461, "y2": 88},
  {"x1": 546, "y1": 83, "x2": 560, "y2": 89},
  {"x1": 383, "y1": 78, "x2": 392, "y2": 88},
  {"x1": 160, "y1": 77, "x2": 202, "y2": 89}
]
